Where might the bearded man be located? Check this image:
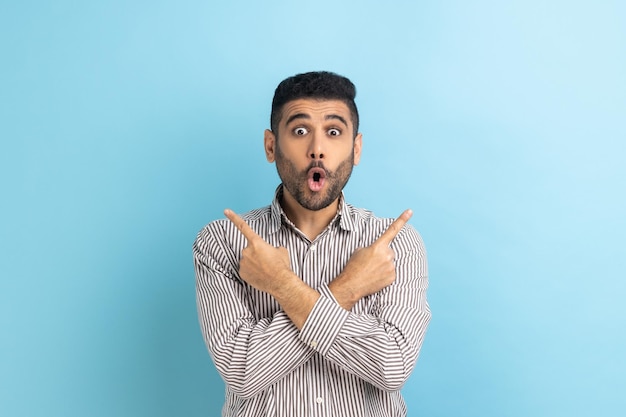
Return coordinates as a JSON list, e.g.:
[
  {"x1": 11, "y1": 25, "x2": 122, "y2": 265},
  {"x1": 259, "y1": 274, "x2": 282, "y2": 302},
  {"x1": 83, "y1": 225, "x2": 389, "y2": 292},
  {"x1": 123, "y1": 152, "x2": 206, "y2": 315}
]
[{"x1": 193, "y1": 71, "x2": 431, "y2": 417}]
